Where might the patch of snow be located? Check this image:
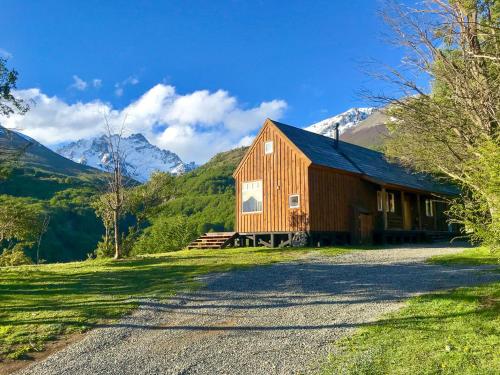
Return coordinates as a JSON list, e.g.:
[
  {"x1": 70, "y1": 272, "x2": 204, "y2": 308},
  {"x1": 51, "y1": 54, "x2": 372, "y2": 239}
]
[
  {"x1": 57, "y1": 133, "x2": 196, "y2": 182},
  {"x1": 305, "y1": 108, "x2": 375, "y2": 138}
]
